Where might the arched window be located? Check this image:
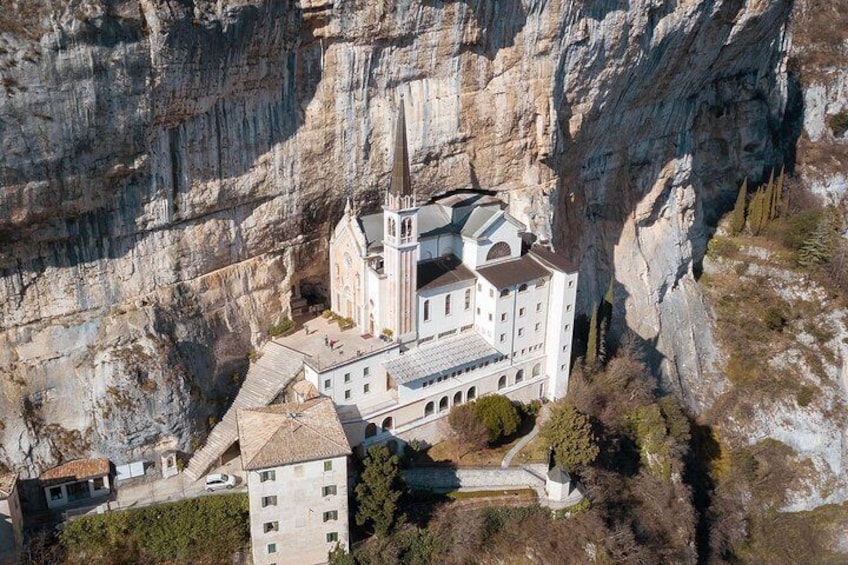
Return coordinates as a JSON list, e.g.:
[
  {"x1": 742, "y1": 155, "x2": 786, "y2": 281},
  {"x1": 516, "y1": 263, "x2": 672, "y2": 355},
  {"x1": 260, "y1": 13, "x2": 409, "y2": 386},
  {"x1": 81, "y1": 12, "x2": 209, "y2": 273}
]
[
  {"x1": 423, "y1": 300, "x2": 430, "y2": 322},
  {"x1": 532, "y1": 363, "x2": 541, "y2": 377},
  {"x1": 518, "y1": 283, "x2": 528, "y2": 293},
  {"x1": 439, "y1": 396, "x2": 449, "y2": 412},
  {"x1": 498, "y1": 375, "x2": 507, "y2": 390},
  {"x1": 365, "y1": 423, "x2": 377, "y2": 438},
  {"x1": 425, "y1": 402, "x2": 435, "y2": 417},
  {"x1": 467, "y1": 386, "x2": 477, "y2": 400},
  {"x1": 515, "y1": 369, "x2": 524, "y2": 384},
  {"x1": 401, "y1": 217, "x2": 413, "y2": 242},
  {"x1": 381, "y1": 417, "x2": 393, "y2": 431},
  {"x1": 388, "y1": 218, "x2": 396, "y2": 237},
  {"x1": 486, "y1": 241, "x2": 511, "y2": 261},
  {"x1": 453, "y1": 391, "x2": 463, "y2": 406},
  {"x1": 344, "y1": 252, "x2": 352, "y2": 268}
]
